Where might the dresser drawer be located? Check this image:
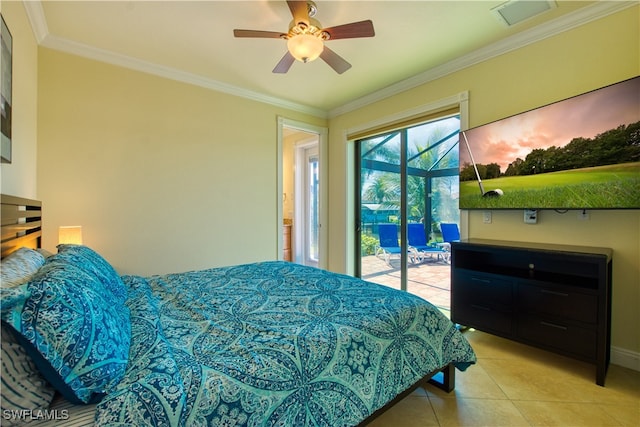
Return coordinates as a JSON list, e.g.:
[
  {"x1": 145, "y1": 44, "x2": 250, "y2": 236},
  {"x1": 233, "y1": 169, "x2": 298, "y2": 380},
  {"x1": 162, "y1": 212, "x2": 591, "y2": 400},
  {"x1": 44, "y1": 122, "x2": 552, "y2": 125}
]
[
  {"x1": 518, "y1": 284, "x2": 597, "y2": 324},
  {"x1": 454, "y1": 272, "x2": 513, "y2": 307},
  {"x1": 452, "y1": 272, "x2": 513, "y2": 335},
  {"x1": 517, "y1": 315, "x2": 596, "y2": 359},
  {"x1": 453, "y1": 302, "x2": 513, "y2": 335}
]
